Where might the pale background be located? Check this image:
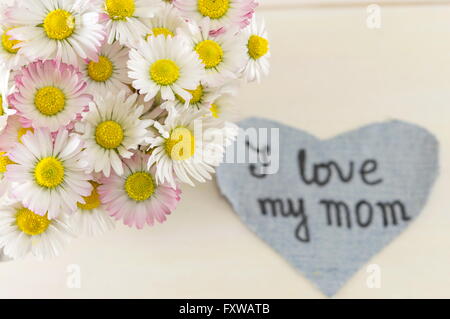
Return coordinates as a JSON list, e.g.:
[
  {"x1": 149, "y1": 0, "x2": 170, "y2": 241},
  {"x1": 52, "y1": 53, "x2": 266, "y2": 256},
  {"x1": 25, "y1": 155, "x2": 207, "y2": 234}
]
[{"x1": 1, "y1": 0, "x2": 450, "y2": 298}]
